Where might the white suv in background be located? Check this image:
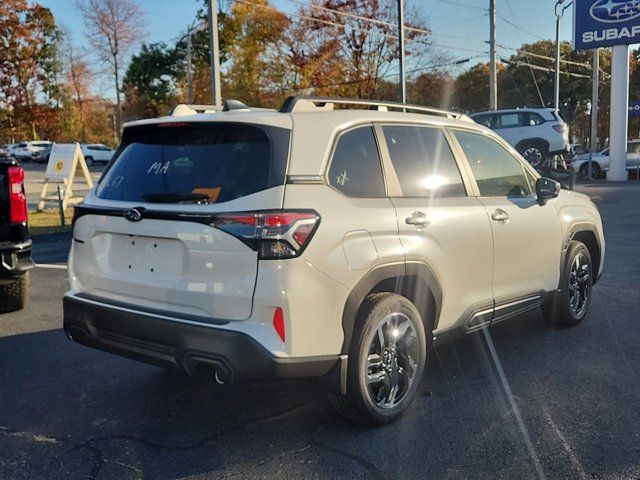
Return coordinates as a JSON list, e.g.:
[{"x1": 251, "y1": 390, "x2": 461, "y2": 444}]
[
  {"x1": 13, "y1": 141, "x2": 53, "y2": 161},
  {"x1": 64, "y1": 97, "x2": 604, "y2": 425},
  {"x1": 81, "y1": 143, "x2": 115, "y2": 165},
  {"x1": 471, "y1": 108, "x2": 569, "y2": 166}
]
